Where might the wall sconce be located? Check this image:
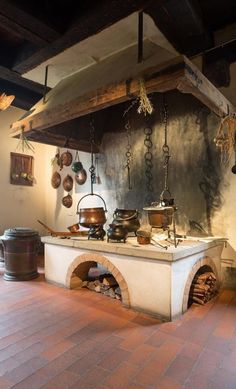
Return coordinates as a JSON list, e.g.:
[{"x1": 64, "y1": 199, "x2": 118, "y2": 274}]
[{"x1": 0, "y1": 93, "x2": 15, "y2": 111}]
